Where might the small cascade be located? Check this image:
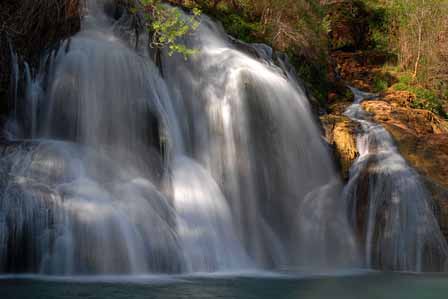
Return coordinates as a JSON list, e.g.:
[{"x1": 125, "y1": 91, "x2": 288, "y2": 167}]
[
  {"x1": 344, "y1": 87, "x2": 448, "y2": 272},
  {"x1": 0, "y1": 1, "x2": 359, "y2": 275}
]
